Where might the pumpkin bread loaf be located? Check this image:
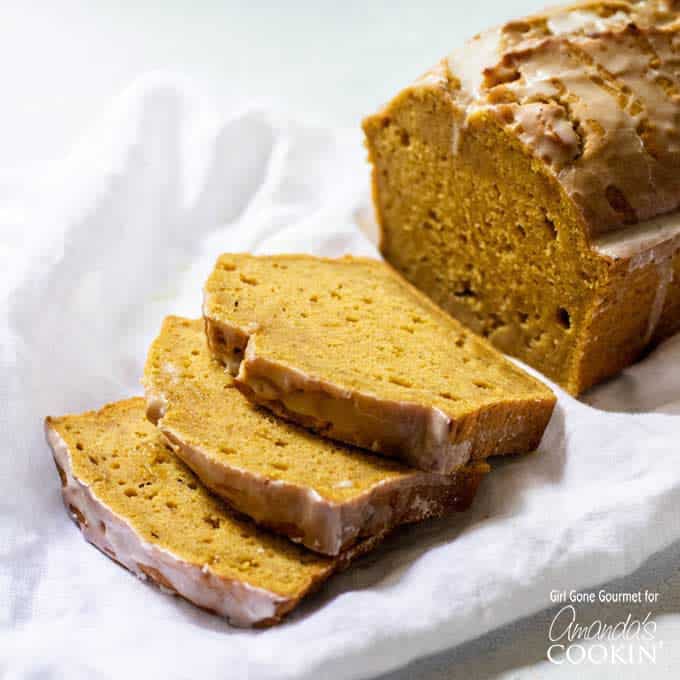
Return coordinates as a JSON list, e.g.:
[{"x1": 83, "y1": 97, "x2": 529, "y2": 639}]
[
  {"x1": 143, "y1": 316, "x2": 487, "y2": 555},
  {"x1": 44, "y1": 398, "x2": 397, "y2": 627},
  {"x1": 203, "y1": 254, "x2": 555, "y2": 473},
  {"x1": 363, "y1": 0, "x2": 680, "y2": 395}
]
